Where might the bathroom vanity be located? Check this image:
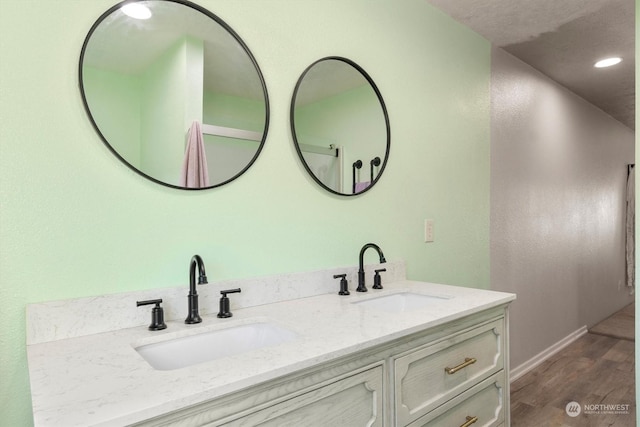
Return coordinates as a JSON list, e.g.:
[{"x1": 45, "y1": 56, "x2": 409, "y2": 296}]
[{"x1": 27, "y1": 268, "x2": 514, "y2": 426}]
